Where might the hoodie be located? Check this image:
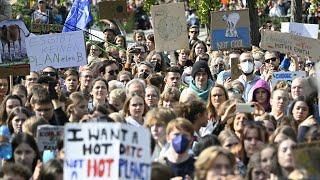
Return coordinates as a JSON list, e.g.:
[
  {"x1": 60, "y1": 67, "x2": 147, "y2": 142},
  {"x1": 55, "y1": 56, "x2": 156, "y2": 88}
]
[{"x1": 248, "y1": 79, "x2": 271, "y2": 112}]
